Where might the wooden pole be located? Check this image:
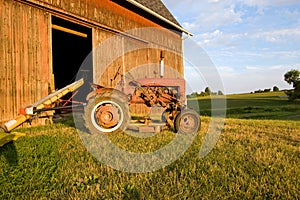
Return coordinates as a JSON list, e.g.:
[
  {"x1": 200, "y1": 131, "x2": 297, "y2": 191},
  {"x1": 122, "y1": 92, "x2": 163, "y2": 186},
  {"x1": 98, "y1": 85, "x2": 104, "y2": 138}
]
[{"x1": 52, "y1": 24, "x2": 88, "y2": 38}]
